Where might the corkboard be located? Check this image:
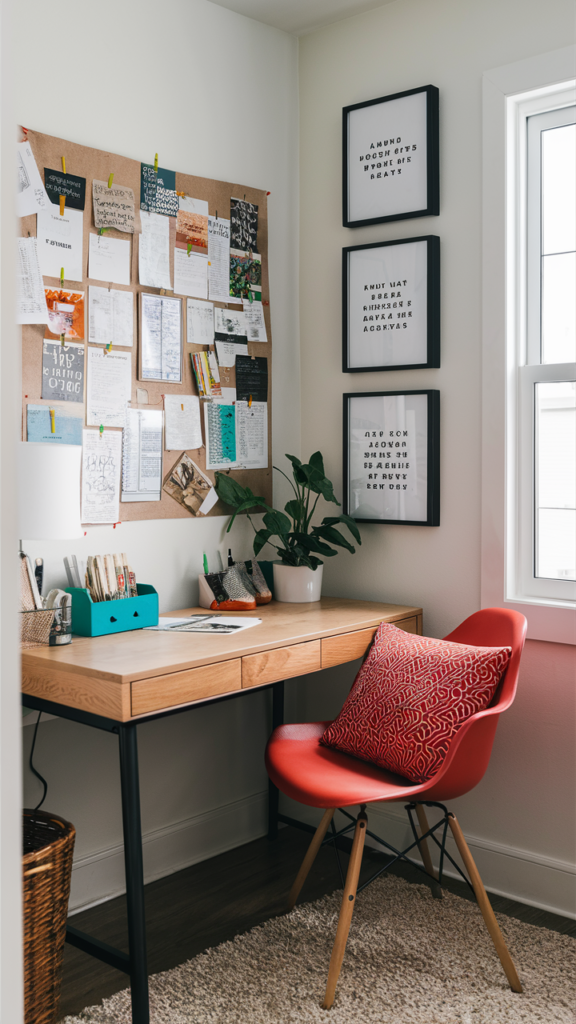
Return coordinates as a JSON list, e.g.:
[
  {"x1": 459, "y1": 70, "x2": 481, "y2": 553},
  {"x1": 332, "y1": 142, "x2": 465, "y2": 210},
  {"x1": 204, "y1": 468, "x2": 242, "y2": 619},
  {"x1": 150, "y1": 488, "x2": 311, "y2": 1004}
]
[{"x1": 20, "y1": 128, "x2": 272, "y2": 521}]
